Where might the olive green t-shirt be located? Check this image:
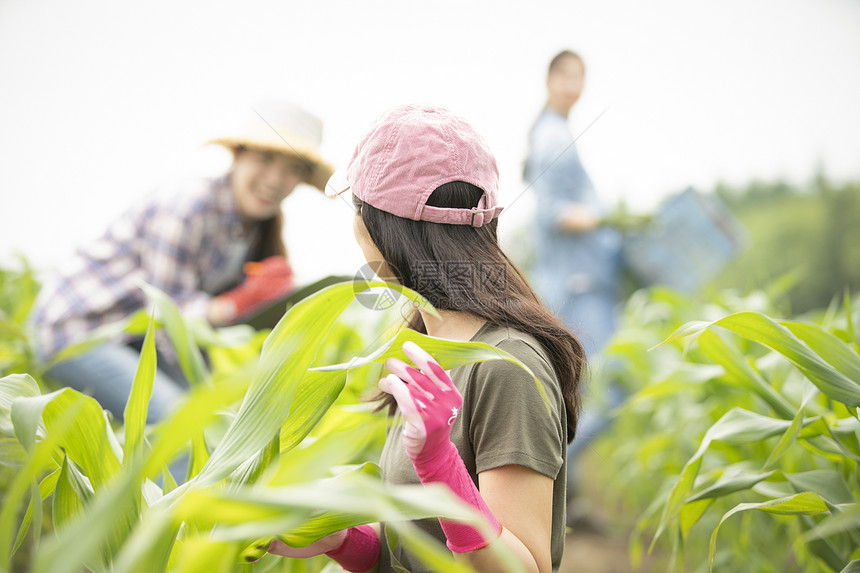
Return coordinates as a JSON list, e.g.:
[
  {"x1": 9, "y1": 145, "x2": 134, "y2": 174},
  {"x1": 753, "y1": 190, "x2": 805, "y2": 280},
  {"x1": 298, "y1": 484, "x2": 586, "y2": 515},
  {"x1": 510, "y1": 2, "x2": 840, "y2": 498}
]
[{"x1": 377, "y1": 322, "x2": 568, "y2": 572}]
